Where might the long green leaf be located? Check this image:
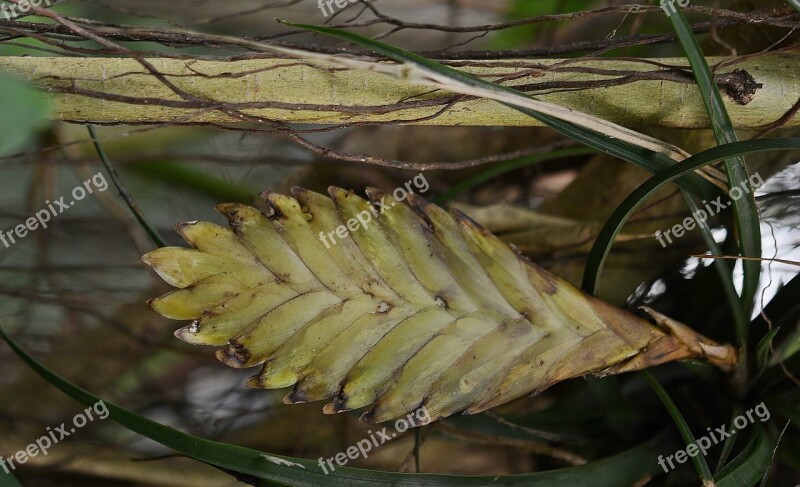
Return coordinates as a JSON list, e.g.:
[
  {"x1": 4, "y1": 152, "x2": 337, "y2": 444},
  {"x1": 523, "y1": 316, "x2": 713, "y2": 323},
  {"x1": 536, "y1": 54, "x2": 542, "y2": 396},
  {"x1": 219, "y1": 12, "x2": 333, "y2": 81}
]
[
  {"x1": 0, "y1": 468, "x2": 23, "y2": 487},
  {"x1": 282, "y1": 21, "x2": 720, "y2": 201},
  {"x1": 582, "y1": 138, "x2": 800, "y2": 295},
  {"x1": 716, "y1": 427, "x2": 777, "y2": 487},
  {"x1": 643, "y1": 371, "x2": 714, "y2": 484},
  {"x1": 0, "y1": 324, "x2": 675, "y2": 486},
  {"x1": 682, "y1": 194, "x2": 747, "y2": 339},
  {"x1": 667, "y1": 6, "x2": 762, "y2": 324}
]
